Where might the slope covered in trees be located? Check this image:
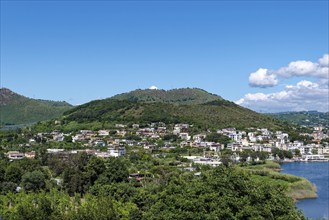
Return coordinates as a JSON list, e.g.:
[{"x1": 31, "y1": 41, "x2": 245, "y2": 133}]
[
  {"x1": 0, "y1": 88, "x2": 72, "y2": 126},
  {"x1": 61, "y1": 98, "x2": 284, "y2": 131},
  {"x1": 112, "y1": 88, "x2": 223, "y2": 105}
]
